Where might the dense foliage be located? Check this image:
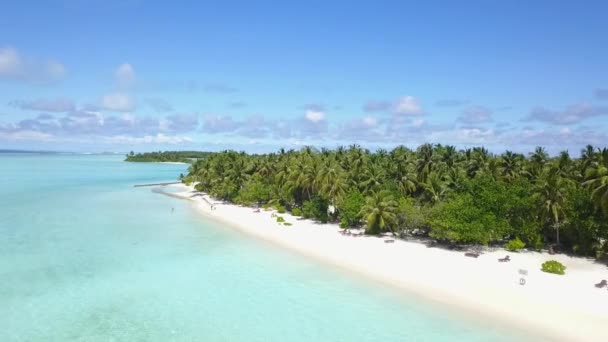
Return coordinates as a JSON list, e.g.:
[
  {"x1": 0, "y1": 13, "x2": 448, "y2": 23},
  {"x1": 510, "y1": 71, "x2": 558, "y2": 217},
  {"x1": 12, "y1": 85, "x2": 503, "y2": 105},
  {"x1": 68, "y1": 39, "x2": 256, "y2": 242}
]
[
  {"x1": 184, "y1": 144, "x2": 608, "y2": 258},
  {"x1": 506, "y1": 238, "x2": 526, "y2": 252},
  {"x1": 125, "y1": 151, "x2": 212, "y2": 163}
]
